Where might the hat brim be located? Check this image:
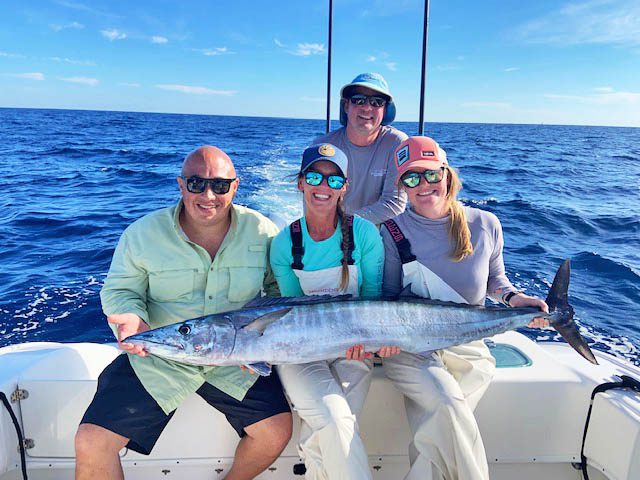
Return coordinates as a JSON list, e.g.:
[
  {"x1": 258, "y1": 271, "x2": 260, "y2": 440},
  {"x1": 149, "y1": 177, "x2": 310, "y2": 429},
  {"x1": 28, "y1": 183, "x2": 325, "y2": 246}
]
[
  {"x1": 340, "y1": 82, "x2": 392, "y2": 101},
  {"x1": 301, "y1": 158, "x2": 347, "y2": 178}
]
